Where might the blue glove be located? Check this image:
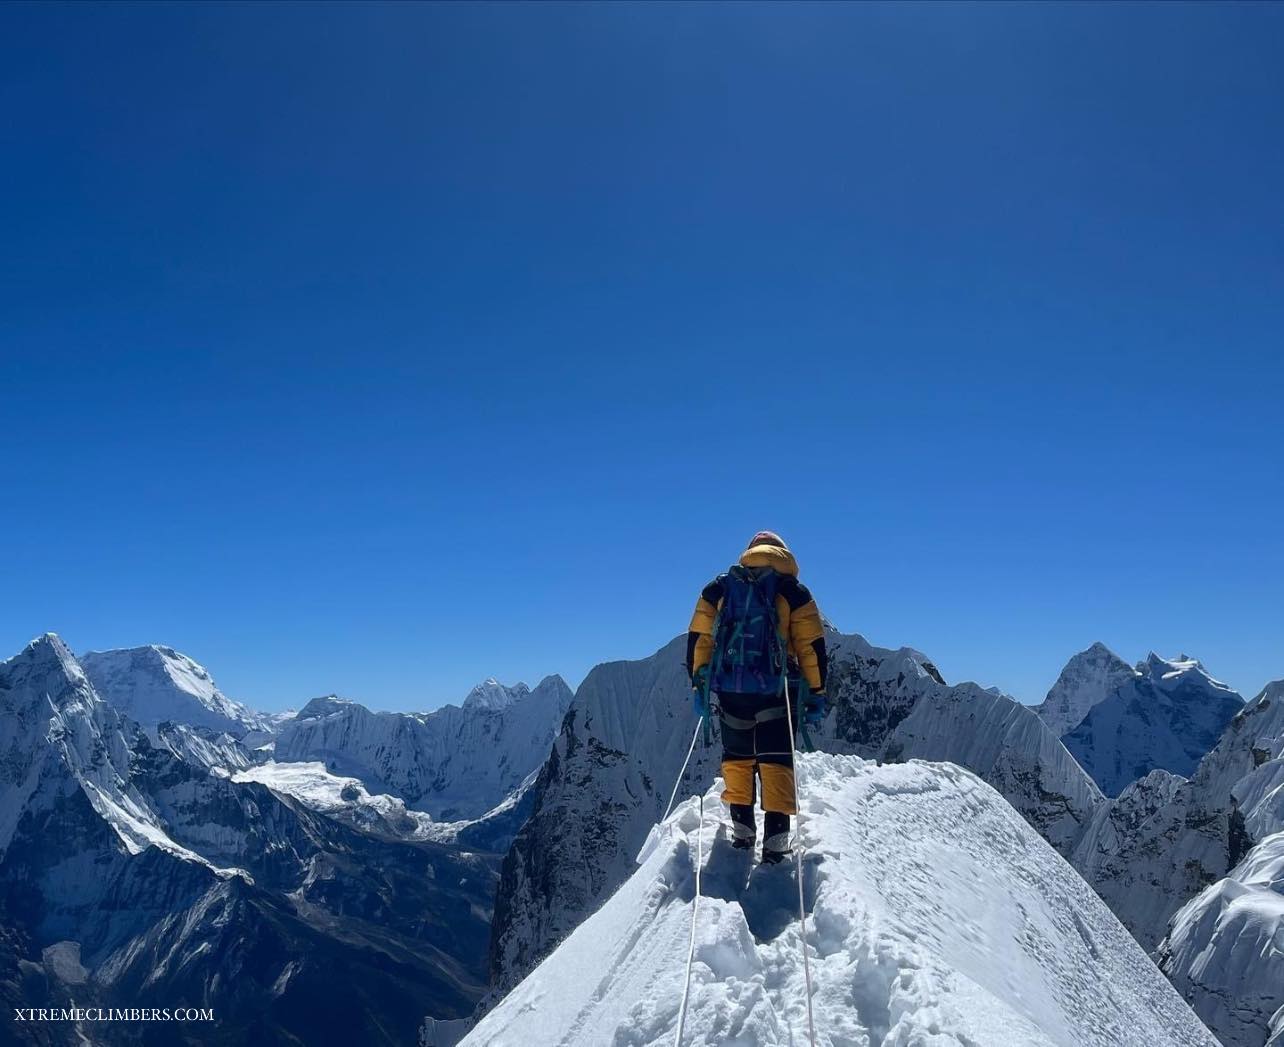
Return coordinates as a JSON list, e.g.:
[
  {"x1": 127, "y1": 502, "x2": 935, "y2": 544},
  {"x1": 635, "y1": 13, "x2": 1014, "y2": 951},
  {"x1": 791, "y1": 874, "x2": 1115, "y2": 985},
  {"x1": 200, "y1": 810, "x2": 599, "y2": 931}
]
[
  {"x1": 692, "y1": 666, "x2": 711, "y2": 719},
  {"x1": 804, "y1": 690, "x2": 828, "y2": 726}
]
